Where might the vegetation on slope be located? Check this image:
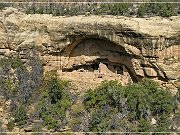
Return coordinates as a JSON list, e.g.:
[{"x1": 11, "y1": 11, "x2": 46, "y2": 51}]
[
  {"x1": 24, "y1": 1, "x2": 180, "y2": 17},
  {"x1": 24, "y1": 2, "x2": 179, "y2": 17},
  {"x1": 83, "y1": 80, "x2": 178, "y2": 132},
  {"x1": 0, "y1": 52, "x2": 72, "y2": 131},
  {"x1": 0, "y1": 1, "x2": 179, "y2": 17}
]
